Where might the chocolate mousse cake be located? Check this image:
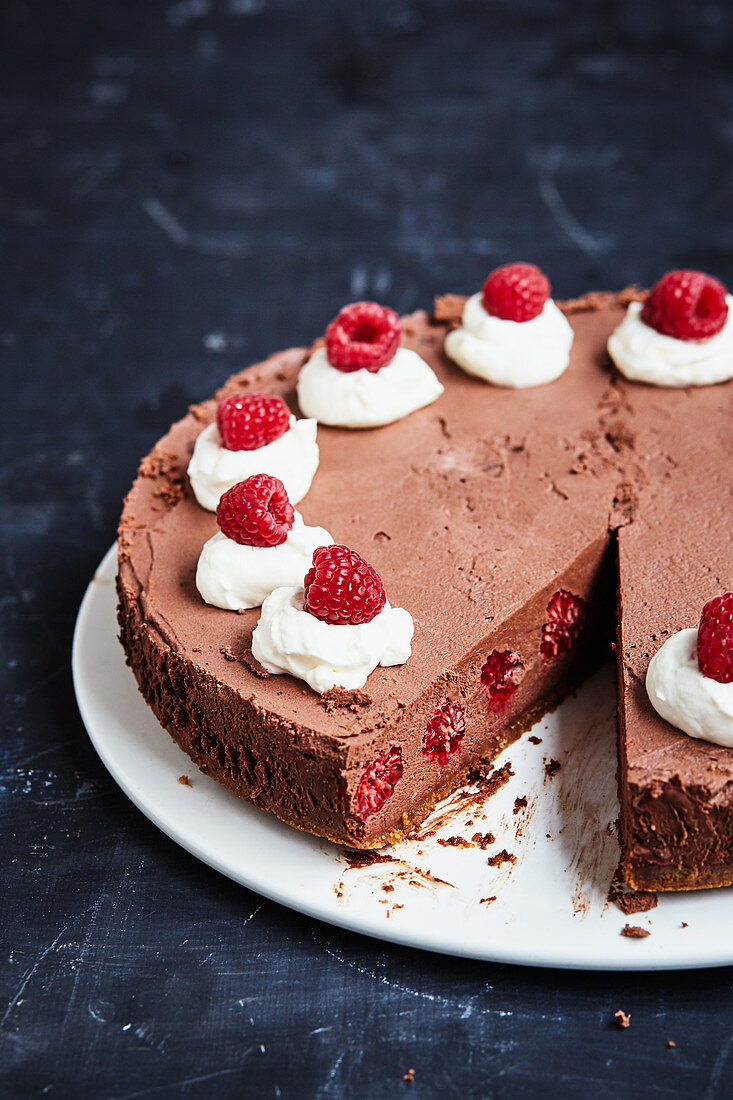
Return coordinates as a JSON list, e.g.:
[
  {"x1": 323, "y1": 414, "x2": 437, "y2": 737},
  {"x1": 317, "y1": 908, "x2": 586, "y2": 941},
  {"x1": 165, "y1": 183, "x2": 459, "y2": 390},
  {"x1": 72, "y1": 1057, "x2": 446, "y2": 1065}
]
[{"x1": 117, "y1": 289, "x2": 733, "y2": 890}]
